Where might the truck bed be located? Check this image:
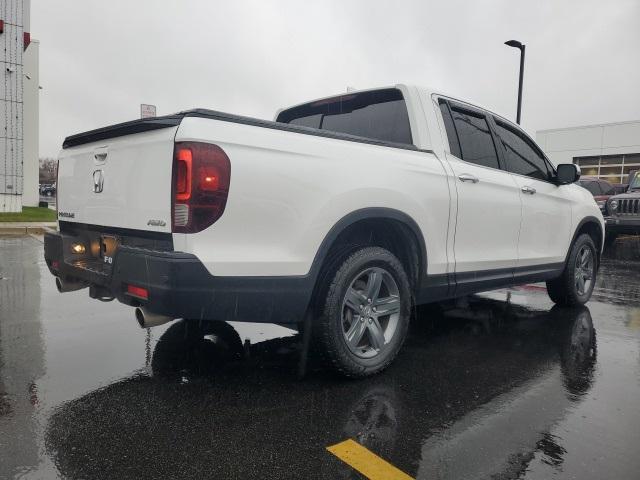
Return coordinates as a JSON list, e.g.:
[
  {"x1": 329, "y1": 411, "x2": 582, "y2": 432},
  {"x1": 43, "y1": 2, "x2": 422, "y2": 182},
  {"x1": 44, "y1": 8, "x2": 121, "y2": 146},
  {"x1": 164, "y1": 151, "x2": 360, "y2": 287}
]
[{"x1": 63, "y1": 109, "x2": 426, "y2": 152}]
